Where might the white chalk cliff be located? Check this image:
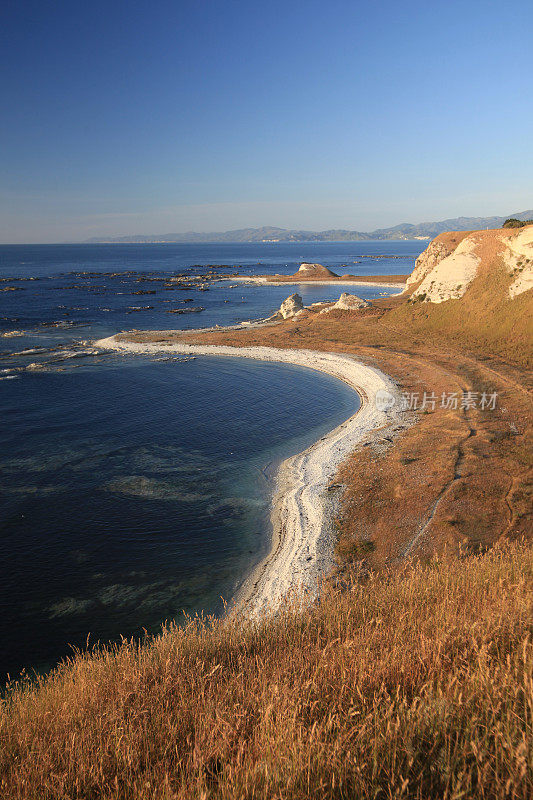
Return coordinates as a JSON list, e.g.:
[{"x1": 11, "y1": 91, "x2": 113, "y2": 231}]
[
  {"x1": 411, "y1": 237, "x2": 481, "y2": 303},
  {"x1": 406, "y1": 238, "x2": 461, "y2": 287},
  {"x1": 502, "y1": 226, "x2": 533, "y2": 299},
  {"x1": 409, "y1": 226, "x2": 533, "y2": 303}
]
